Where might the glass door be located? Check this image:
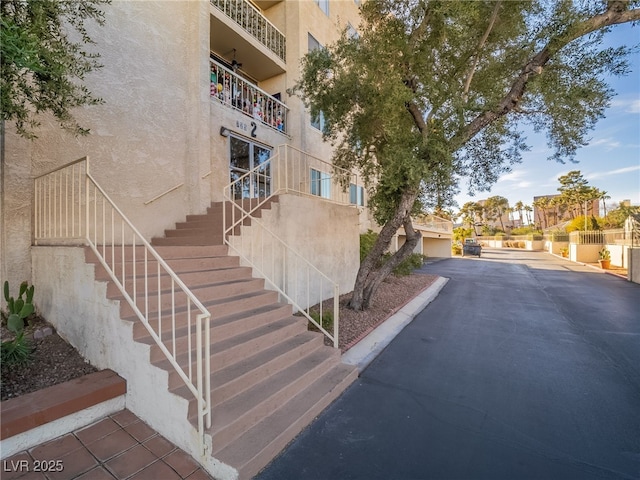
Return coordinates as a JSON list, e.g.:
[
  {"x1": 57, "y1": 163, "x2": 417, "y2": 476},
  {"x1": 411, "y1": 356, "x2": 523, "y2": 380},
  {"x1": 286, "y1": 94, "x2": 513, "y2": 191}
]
[{"x1": 229, "y1": 136, "x2": 272, "y2": 199}]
